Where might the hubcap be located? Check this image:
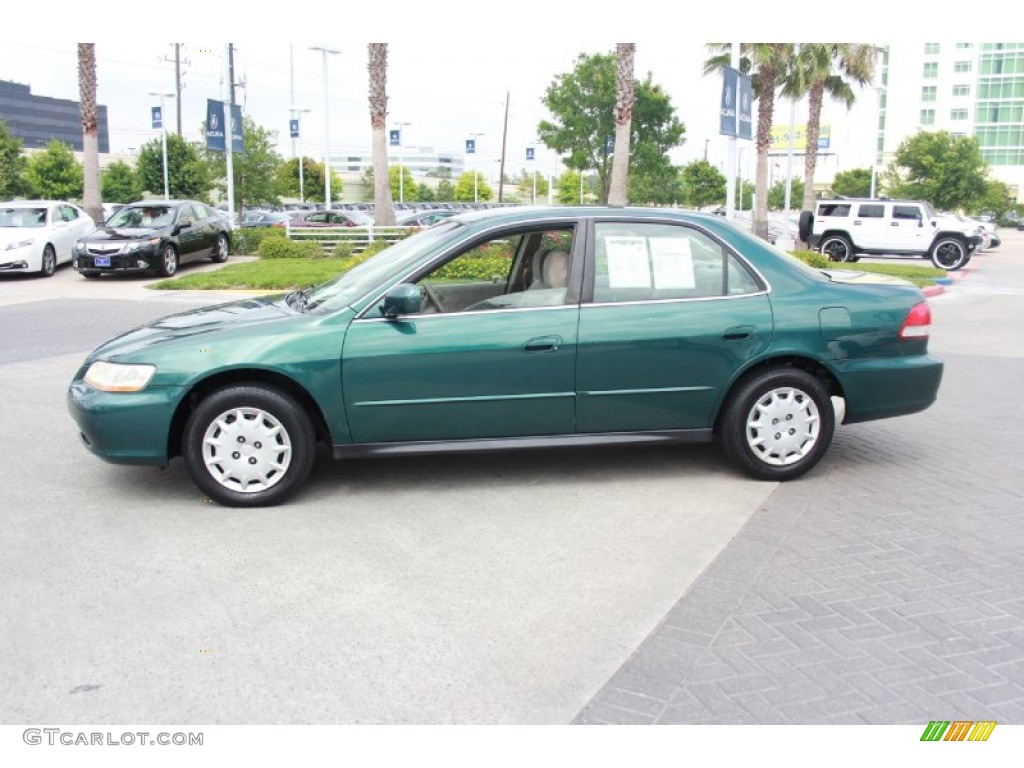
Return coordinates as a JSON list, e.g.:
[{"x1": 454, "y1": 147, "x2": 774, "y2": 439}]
[
  {"x1": 44, "y1": 250, "x2": 55, "y2": 272},
  {"x1": 218, "y1": 236, "x2": 228, "y2": 257},
  {"x1": 745, "y1": 387, "x2": 820, "y2": 466},
  {"x1": 201, "y1": 407, "x2": 292, "y2": 493},
  {"x1": 935, "y1": 242, "x2": 963, "y2": 268},
  {"x1": 164, "y1": 250, "x2": 176, "y2": 273},
  {"x1": 822, "y1": 239, "x2": 848, "y2": 261}
]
